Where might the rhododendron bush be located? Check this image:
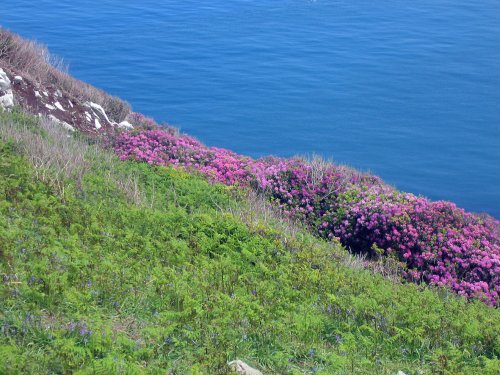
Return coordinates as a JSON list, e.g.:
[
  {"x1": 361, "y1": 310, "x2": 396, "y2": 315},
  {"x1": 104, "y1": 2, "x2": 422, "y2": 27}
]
[{"x1": 114, "y1": 129, "x2": 500, "y2": 305}]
